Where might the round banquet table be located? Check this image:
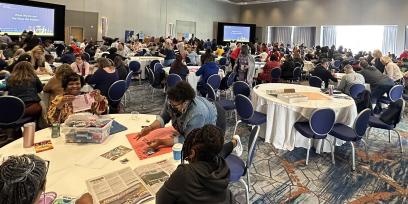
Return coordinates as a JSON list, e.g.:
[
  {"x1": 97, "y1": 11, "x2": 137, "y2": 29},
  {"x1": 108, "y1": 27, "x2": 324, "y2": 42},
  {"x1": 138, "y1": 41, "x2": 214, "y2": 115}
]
[
  {"x1": 163, "y1": 66, "x2": 225, "y2": 93},
  {"x1": 252, "y1": 83, "x2": 358, "y2": 153},
  {"x1": 128, "y1": 56, "x2": 164, "y2": 79},
  {"x1": 0, "y1": 114, "x2": 176, "y2": 203}
]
